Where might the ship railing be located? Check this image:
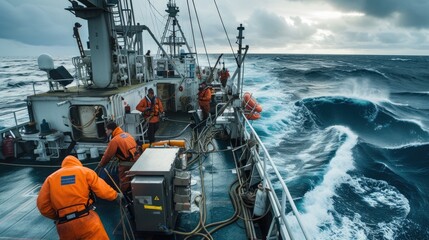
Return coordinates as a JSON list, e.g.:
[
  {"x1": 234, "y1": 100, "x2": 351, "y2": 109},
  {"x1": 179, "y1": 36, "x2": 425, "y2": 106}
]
[
  {"x1": 72, "y1": 56, "x2": 91, "y2": 87},
  {"x1": 0, "y1": 107, "x2": 29, "y2": 136},
  {"x1": 242, "y1": 115, "x2": 310, "y2": 240}
]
